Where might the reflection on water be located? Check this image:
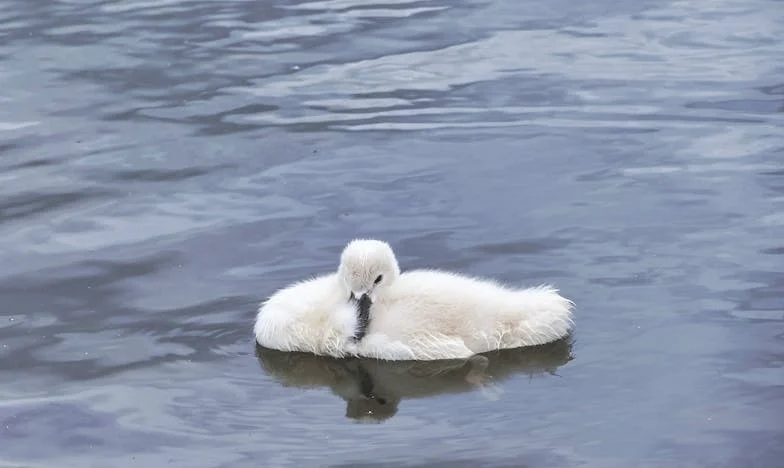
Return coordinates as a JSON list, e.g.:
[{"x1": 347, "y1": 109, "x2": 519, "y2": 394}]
[{"x1": 257, "y1": 338, "x2": 574, "y2": 422}]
